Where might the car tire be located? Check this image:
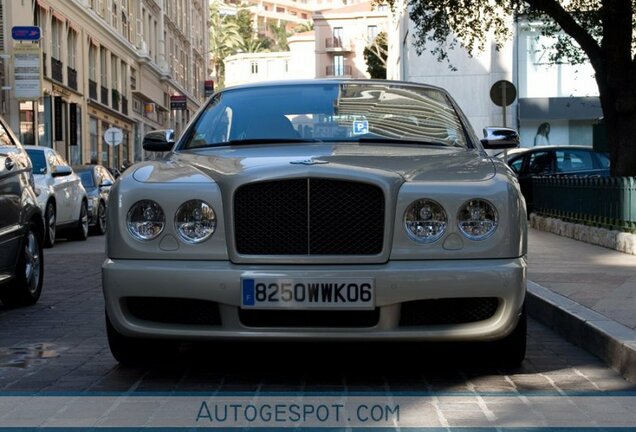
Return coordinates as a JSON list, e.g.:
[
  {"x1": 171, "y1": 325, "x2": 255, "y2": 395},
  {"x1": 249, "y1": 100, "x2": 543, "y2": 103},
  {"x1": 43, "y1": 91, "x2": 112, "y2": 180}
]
[
  {"x1": 106, "y1": 311, "x2": 179, "y2": 365},
  {"x1": 43, "y1": 201, "x2": 56, "y2": 248},
  {"x1": 94, "y1": 201, "x2": 106, "y2": 235},
  {"x1": 491, "y1": 304, "x2": 527, "y2": 367},
  {"x1": 0, "y1": 222, "x2": 44, "y2": 307},
  {"x1": 72, "y1": 201, "x2": 89, "y2": 241}
]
